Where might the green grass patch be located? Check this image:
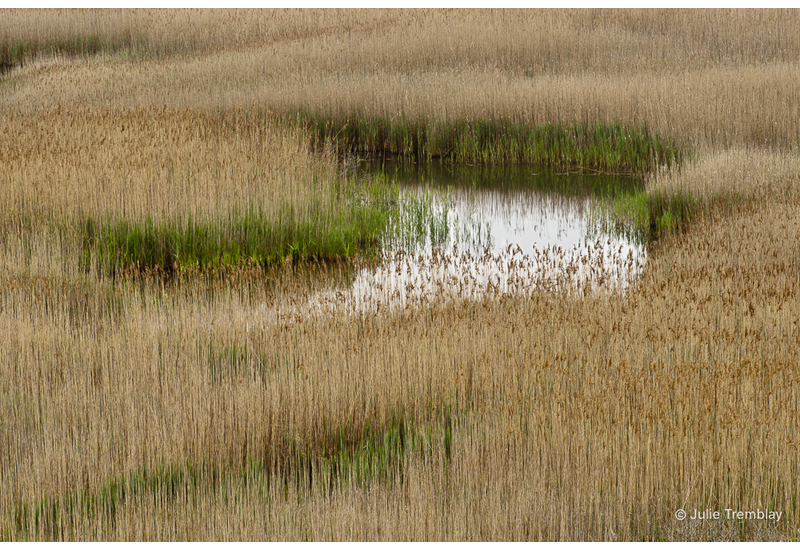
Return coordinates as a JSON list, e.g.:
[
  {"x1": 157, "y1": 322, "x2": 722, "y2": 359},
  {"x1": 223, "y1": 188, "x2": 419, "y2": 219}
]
[
  {"x1": 295, "y1": 113, "x2": 686, "y2": 174},
  {"x1": 587, "y1": 189, "x2": 697, "y2": 244},
  {"x1": 74, "y1": 178, "x2": 401, "y2": 276},
  {"x1": 382, "y1": 185, "x2": 454, "y2": 252},
  {"x1": 71, "y1": 174, "x2": 463, "y2": 276},
  {"x1": 3, "y1": 461, "x2": 196, "y2": 541},
  {"x1": 1, "y1": 35, "x2": 160, "y2": 71},
  {"x1": 290, "y1": 413, "x2": 441, "y2": 494}
]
